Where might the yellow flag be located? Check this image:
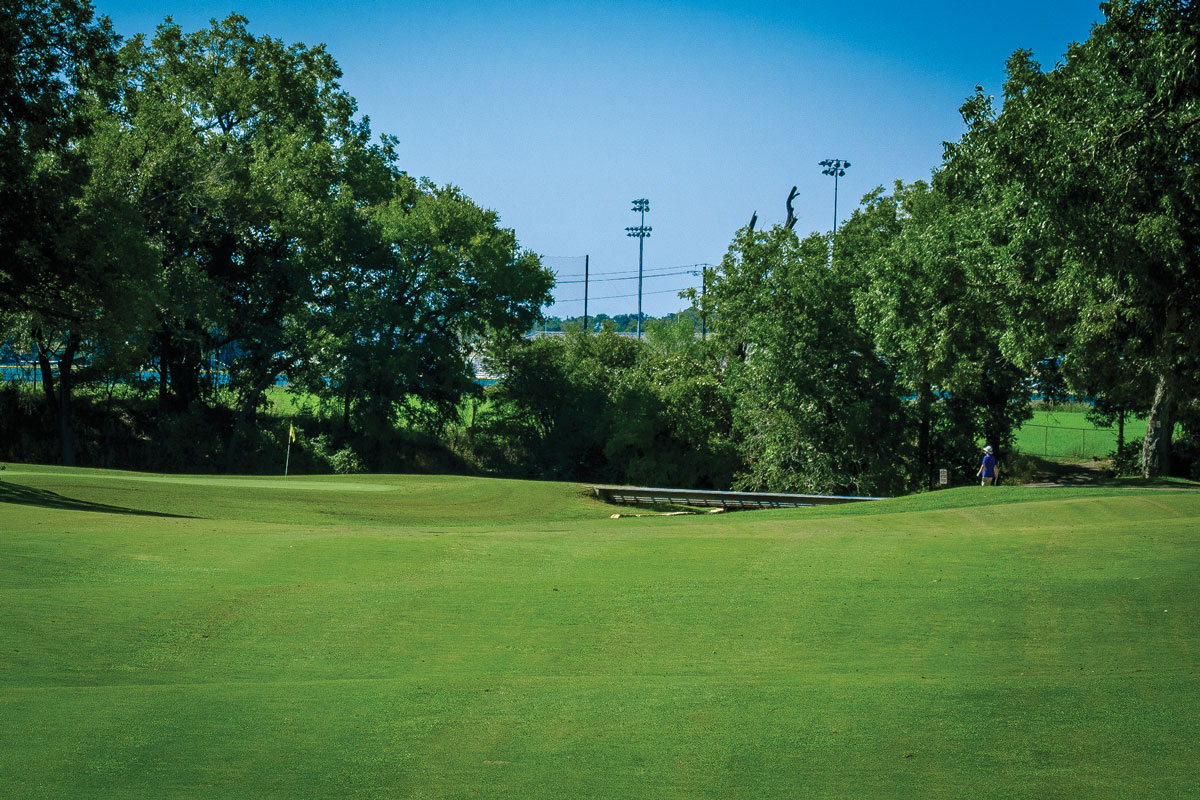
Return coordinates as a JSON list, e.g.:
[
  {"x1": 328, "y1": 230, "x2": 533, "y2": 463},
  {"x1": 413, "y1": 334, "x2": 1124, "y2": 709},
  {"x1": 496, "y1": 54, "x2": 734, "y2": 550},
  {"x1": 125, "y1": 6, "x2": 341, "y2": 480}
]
[{"x1": 289, "y1": 424, "x2": 296, "y2": 443}]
